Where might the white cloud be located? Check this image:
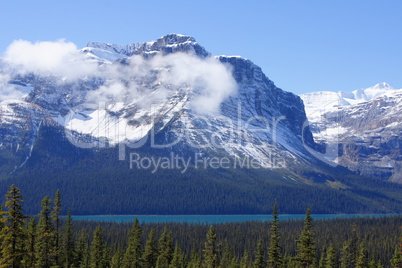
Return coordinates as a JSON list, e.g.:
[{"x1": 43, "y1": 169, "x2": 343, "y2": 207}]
[
  {"x1": 0, "y1": 73, "x2": 25, "y2": 101},
  {"x1": 152, "y1": 53, "x2": 237, "y2": 114},
  {"x1": 1, "y1": 39, "x2": 237, "y2": 114},
  {"x1": 87, "y1": 53, "x2": 237, "y2": 114},
  {"x1": 3, "y1": 40, "x2": 98, "y2": 80}
]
